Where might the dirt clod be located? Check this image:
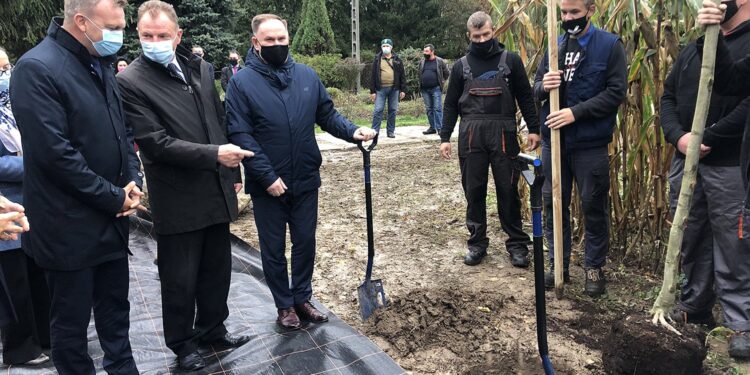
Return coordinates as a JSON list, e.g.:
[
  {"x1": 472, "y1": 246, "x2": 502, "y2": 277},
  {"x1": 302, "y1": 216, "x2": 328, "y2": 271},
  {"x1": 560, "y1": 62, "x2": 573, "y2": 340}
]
[{"x1": 602, "y1": 313, "x2": 707, "y2": 375}]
